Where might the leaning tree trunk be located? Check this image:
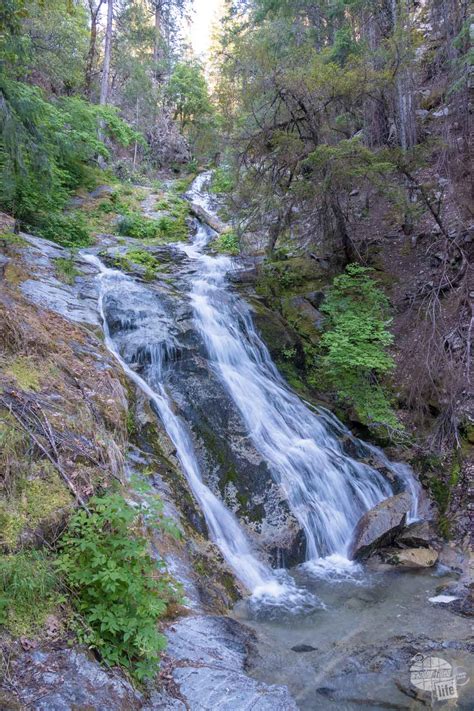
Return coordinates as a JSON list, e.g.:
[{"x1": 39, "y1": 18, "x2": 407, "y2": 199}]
[{"x1": 98, "y1": 0, "x2": 113, "y2": 166}]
